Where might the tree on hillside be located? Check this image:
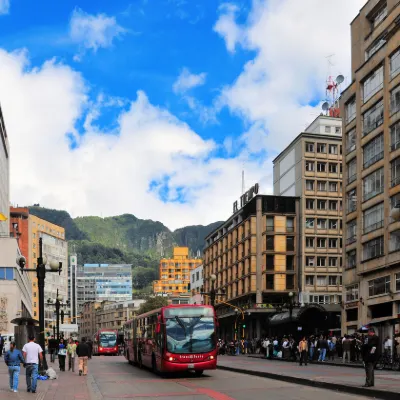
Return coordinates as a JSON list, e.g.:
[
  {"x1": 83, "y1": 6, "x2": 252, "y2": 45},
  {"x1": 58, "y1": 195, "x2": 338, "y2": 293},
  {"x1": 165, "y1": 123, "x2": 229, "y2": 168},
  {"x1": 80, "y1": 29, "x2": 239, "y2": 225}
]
[
  {"x1": 137, "y1": 297, "x2": 168, "y2": 315},
  {"x1": 132, "y1": 267, "x2": 157, "y2": 290}
]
